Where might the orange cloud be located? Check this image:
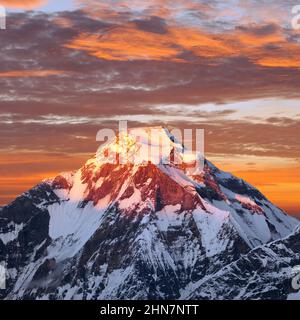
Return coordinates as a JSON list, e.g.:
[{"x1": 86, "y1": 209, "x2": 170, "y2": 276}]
[
  {"x1": 65, "y1": 21, "x2": 300, "y2": 67},
  {"x1": 257, "y1": 57, "x2": 300, "y2": 68},
  {"x1": 65, "y1": 25, "x2": 238, "y2": 62},
  {"x1": 0, "y1": 70, "x2": 64, "y2": 77},
  {"x1": 0, "y1": 0, "x2": 46, "y2": 9},
  {"x1": 239, "y1": 34, "x2": 282, "y2": 46},
  {"x1": 171, "y1": 28, "x2": 236, "y2": 58},
  {"x1": 65, "y1": 27, "x2": 181, "y2": 61},
  {"x1": 73, "y1": 1, "x2": 300, "y2": 69}
]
